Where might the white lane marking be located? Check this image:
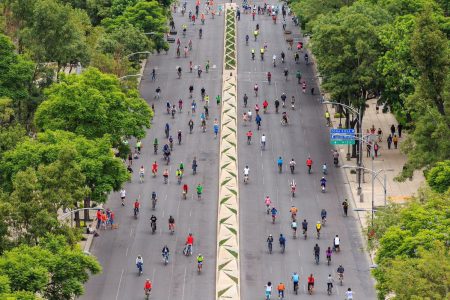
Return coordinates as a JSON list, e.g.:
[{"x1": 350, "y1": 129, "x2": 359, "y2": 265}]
[
  {"x1": 125, "y1": 247, "x2": 129, "y2": 257},
  {"x1": 130, "y1": 228, "x2": 133, "y2": 237},
  {"x1": 115, "y1": 268, "x2": 124, "y2": 300},
  {"x1": 181, "y1": 267, "x2": 187, "y2": 300}
]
